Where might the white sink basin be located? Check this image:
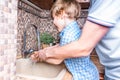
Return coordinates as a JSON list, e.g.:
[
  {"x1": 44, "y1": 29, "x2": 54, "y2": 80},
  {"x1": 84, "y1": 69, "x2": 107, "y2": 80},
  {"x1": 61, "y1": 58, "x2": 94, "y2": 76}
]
[{"x1": 16, "y1": 58, "x2": 66, "y2": 80}]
